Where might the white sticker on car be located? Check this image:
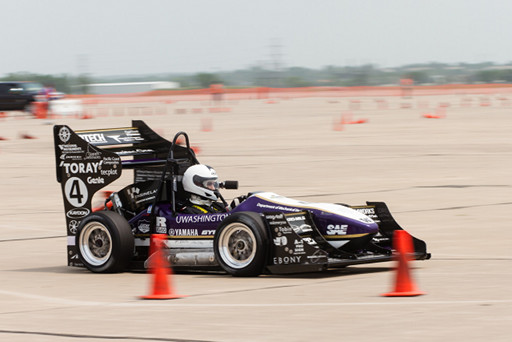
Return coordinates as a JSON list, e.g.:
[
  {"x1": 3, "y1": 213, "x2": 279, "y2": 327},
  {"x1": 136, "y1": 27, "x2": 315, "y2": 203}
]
[{"x1": 64, "y1": 177, "x2": 89, "y2": 207}]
